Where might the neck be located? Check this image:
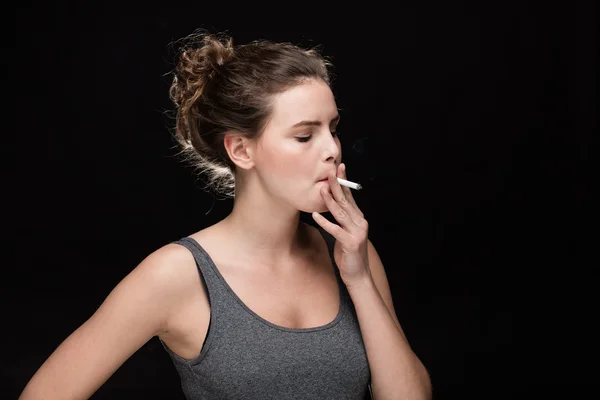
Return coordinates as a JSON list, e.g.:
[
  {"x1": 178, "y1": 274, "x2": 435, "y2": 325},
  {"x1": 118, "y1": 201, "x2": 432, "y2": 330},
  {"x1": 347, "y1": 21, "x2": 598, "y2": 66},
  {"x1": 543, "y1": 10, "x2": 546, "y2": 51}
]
[{"x1": 220, "y1": 188, "x2": 311, "y2": 269}]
